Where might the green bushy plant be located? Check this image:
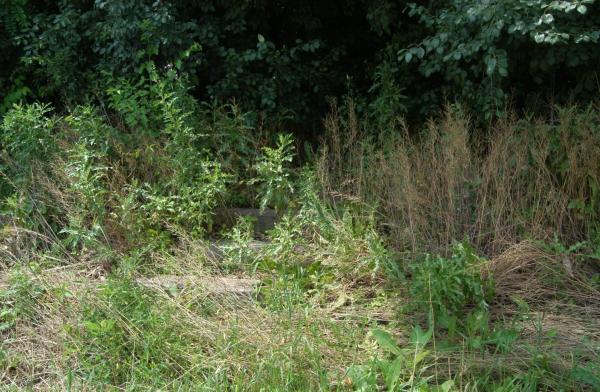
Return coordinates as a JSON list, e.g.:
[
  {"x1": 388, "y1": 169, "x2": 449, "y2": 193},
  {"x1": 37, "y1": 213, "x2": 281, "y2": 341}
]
[
  {"x1": 200, "y1": 101, "x2": 258, "y2": 202},
  {"x1": 368, "y1": 60, "x2": 407, "y2": 129},
  {"x1": 60, "y1": 108, "x2": 114, "y2": 249},
  {"x1": 103, "y1": 69, "x2": 233, "y2": 243},
  {"x1": 260, "y1": 169, "x2": 397, "y2": 299},
  {"x1": 250, "y1": 133, "x2": 296, "y2": 212},
  {"x1": 410, "y1": 243, "x2": 493, "y2": 321},
  {"x1": 0, "y1": 103, "x2": 55, "y2": 169},
  {"x1": 0, "y1": 103, "x2": 59, "y2": 232},
  {"x1": 128, "y1": 162, "x2": 229, "y2": 240},
  {"x1": 222, "y1": 216, "x2": 257, "y2": 270},
  {"x1": 106, "y1": 56, "x2": 200, "y2": 136},
  {"x1": 105, "y1": 71, "x2": 157, "y2": 132}
]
